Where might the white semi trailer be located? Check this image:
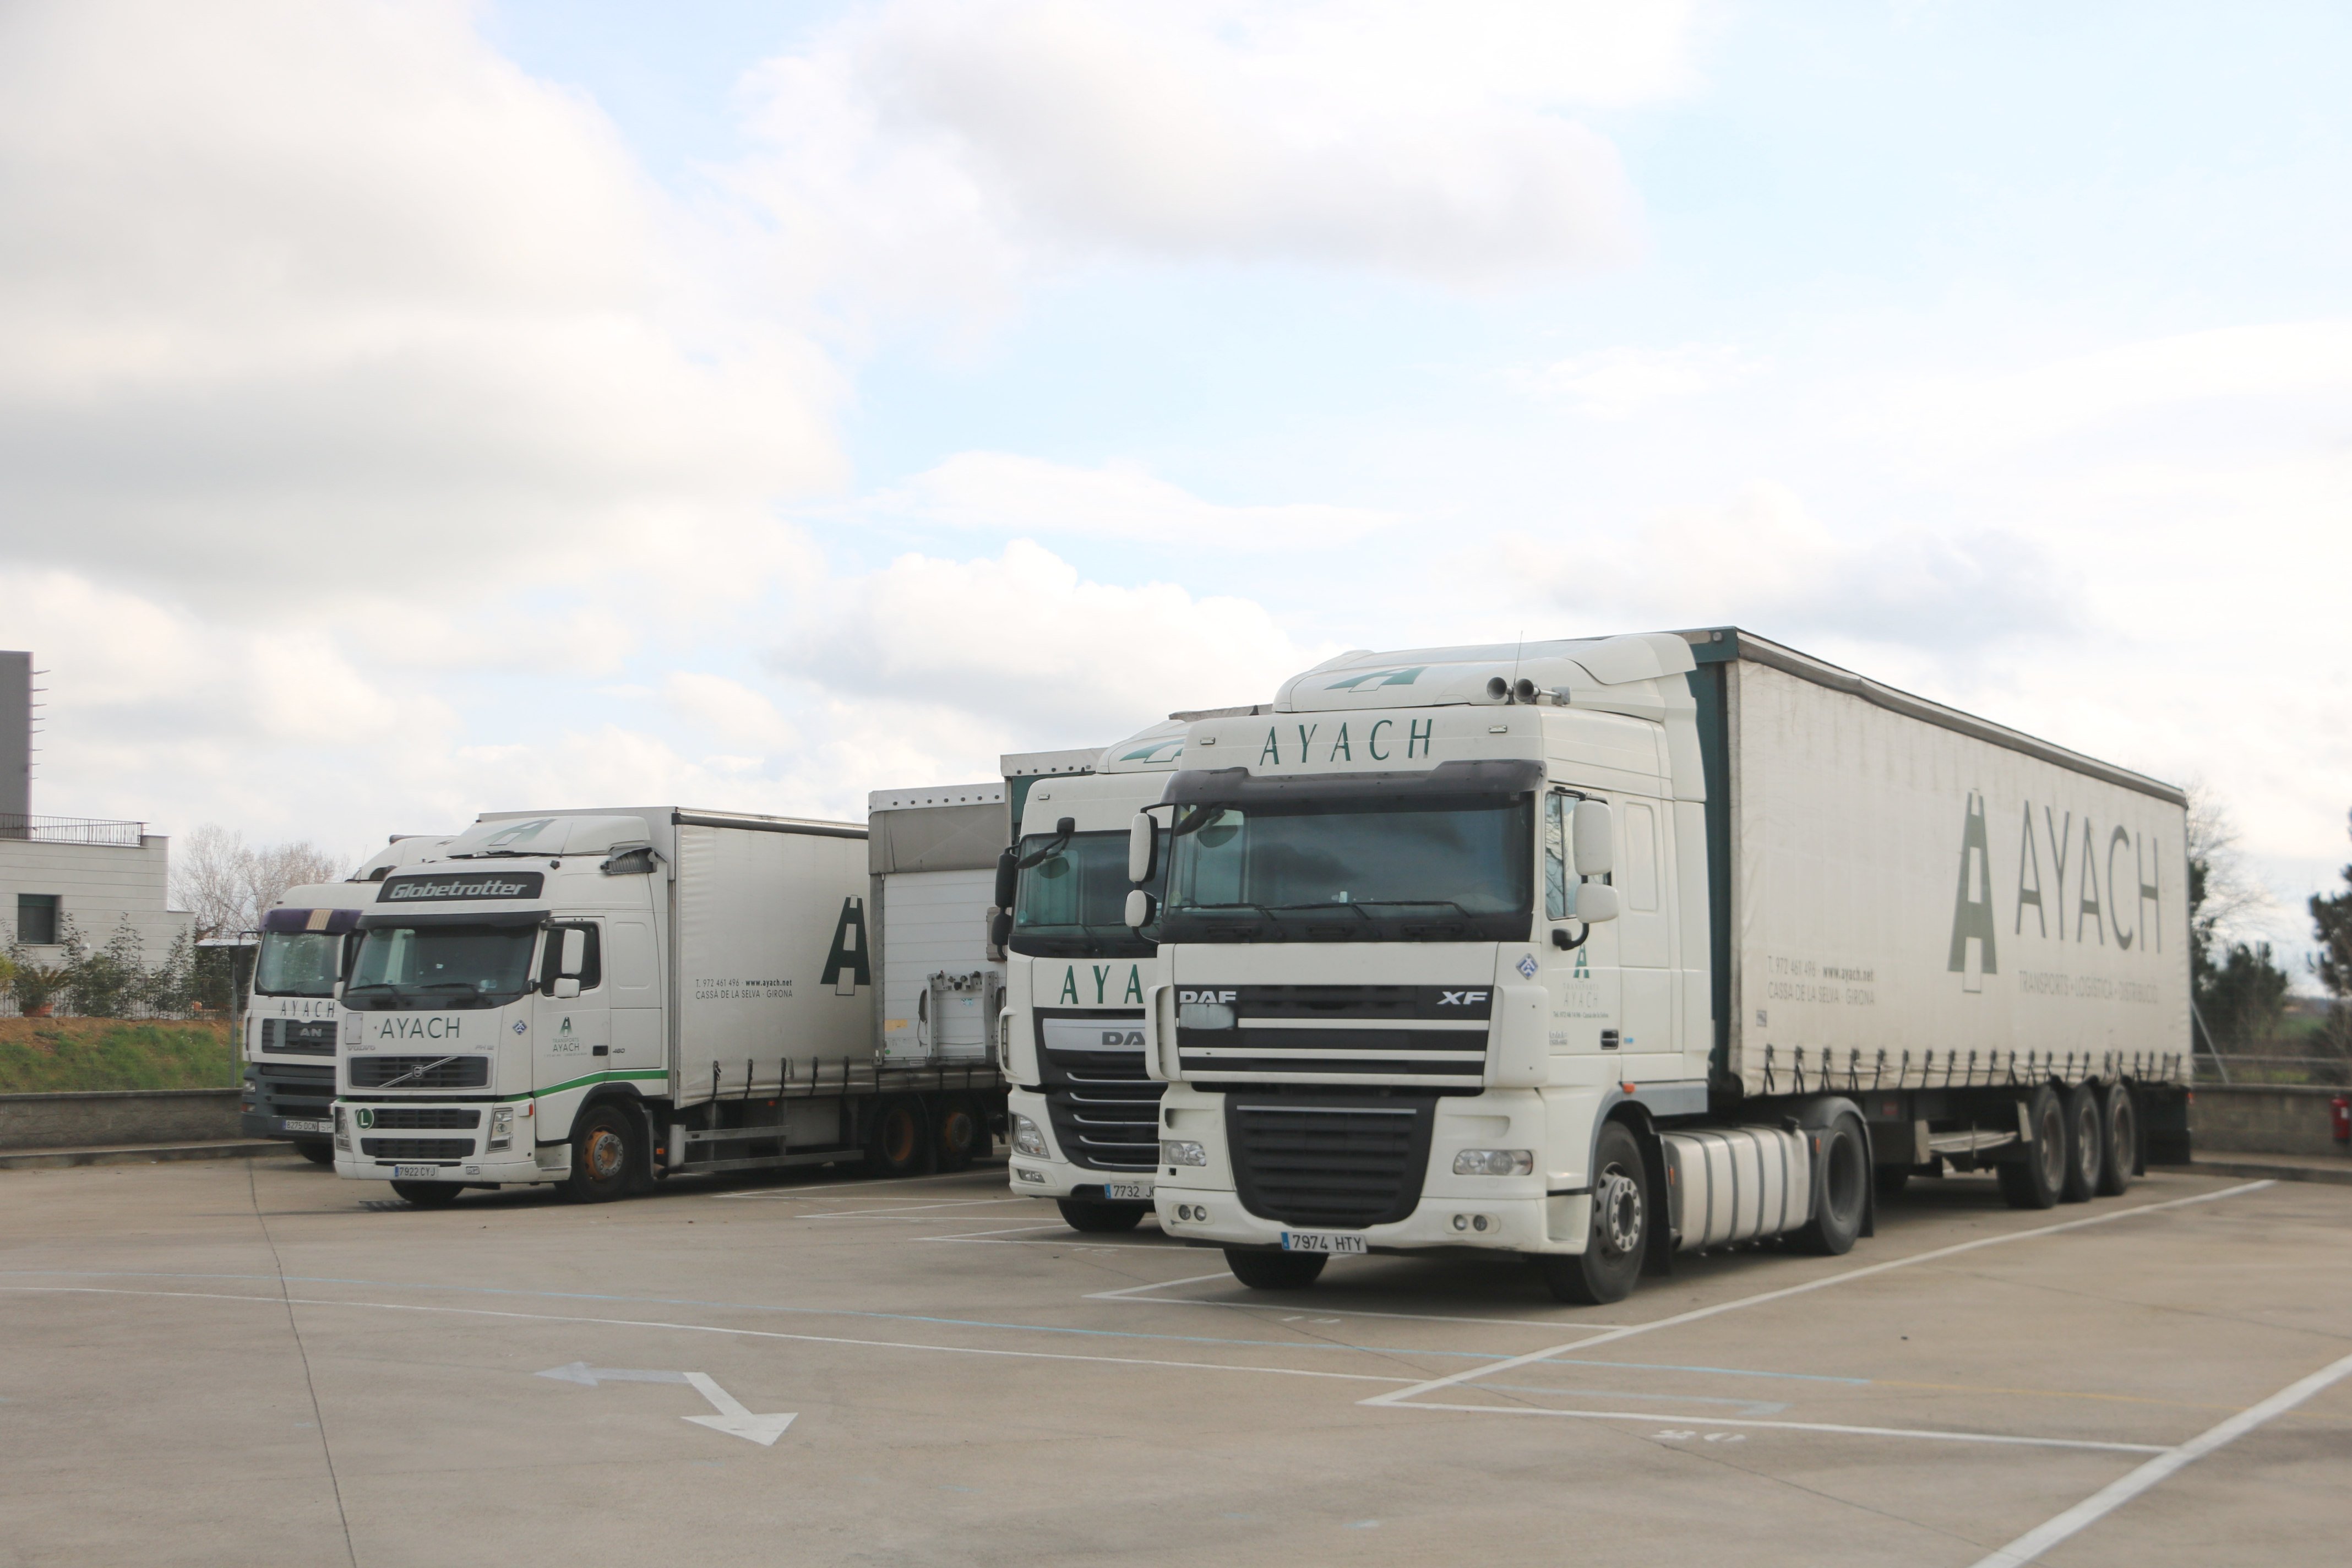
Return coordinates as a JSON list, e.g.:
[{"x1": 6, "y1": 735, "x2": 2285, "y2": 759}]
[
  {"x1": 241, "y1": 837, "x2": 449, "y2": 1162},
  {"x1": 1131, "y1": 630, "x2": 2191, "y2": 1302},
  {"x1": 332, "y1": 806, "x2": 1001, "y2": 1206}
]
